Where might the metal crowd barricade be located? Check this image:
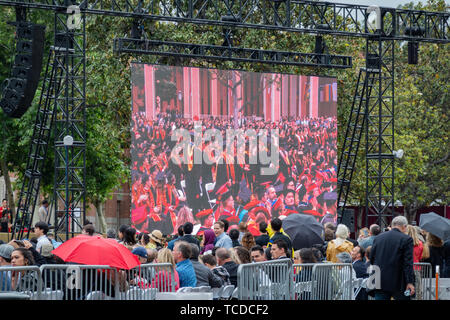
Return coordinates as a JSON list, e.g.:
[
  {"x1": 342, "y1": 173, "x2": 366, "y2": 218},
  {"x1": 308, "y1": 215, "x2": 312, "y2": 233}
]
[
  {"x1": 121, "y1": 263, "x2": 176, "y2": 300},
  {"x1": 413, "y1": 262, "x2": 432, "y2": 300},
  {"x1": 293, "y1": 263, "x2": 315, "y2": 300},
  {"x1": 310, "y1": 263, "x2": 354, "y2": 300},
  {"x1": 39, "y1": 264, "x2": 120, "y2": 300},
  {"x1": 237, "y1": 258, "x2": 294, "y2": 300},
  {"x1": 0, "y1": 266, "x2": 42, "y2": 300}
]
